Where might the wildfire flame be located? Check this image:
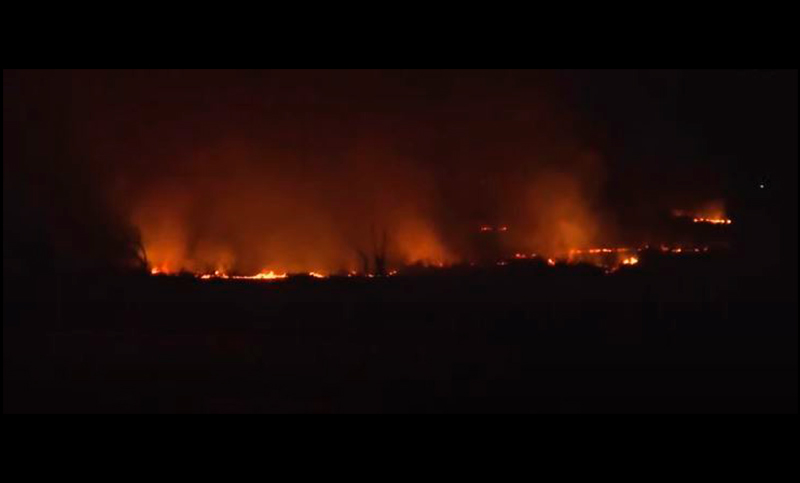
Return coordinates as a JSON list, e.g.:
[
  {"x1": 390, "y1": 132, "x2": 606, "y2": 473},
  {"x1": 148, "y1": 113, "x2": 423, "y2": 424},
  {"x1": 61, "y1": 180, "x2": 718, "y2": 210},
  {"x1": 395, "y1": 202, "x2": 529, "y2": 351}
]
[
  {"x1": 248, "y1": 270, "x2": 288, "y2": 280},
  {"x1": 674, "y1": 201, "x2": 732, "y2": 226},
  {"x1": 692, "y1": 217, "x2": 732, "y2": 225},
  {"x1": 198, "y1": 269, "x2": 288, "y2": 281},
  {"x1": 148, "y1": 238, "x2": 713, "y2": 281}
]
